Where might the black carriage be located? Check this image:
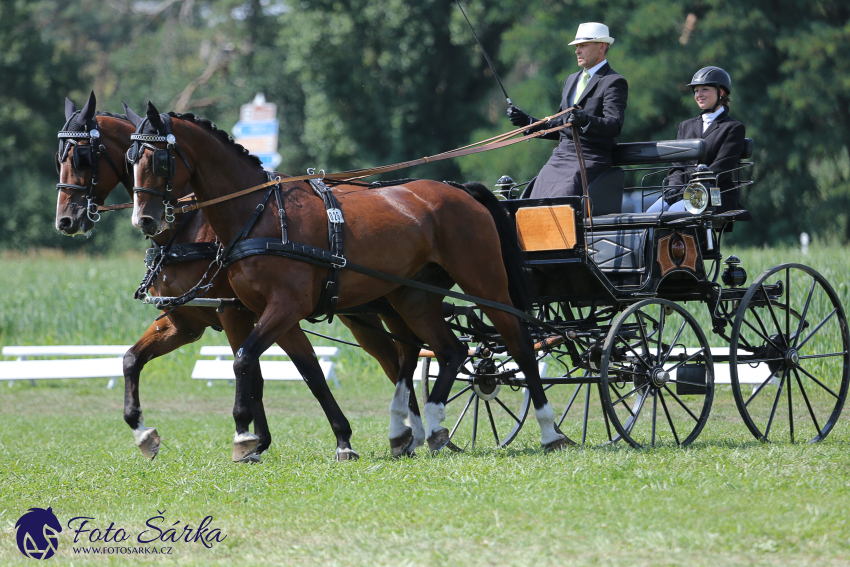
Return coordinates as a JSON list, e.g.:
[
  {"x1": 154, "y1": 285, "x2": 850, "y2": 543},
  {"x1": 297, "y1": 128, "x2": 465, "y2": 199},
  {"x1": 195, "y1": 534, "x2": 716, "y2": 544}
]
[{"x1": 421, "y1": 138, "x2": 850, "y2": 449}]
